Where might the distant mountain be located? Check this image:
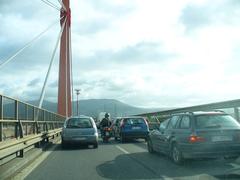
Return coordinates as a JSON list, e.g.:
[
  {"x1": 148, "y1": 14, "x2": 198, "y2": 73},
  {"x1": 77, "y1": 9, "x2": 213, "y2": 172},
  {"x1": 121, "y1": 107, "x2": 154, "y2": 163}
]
[
  {"x1": 27, "y1": 100, "x2": 58, "y2": 112},
  {"x1": 27, "y1": 99, "x2": 166, "y2": 117}
]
